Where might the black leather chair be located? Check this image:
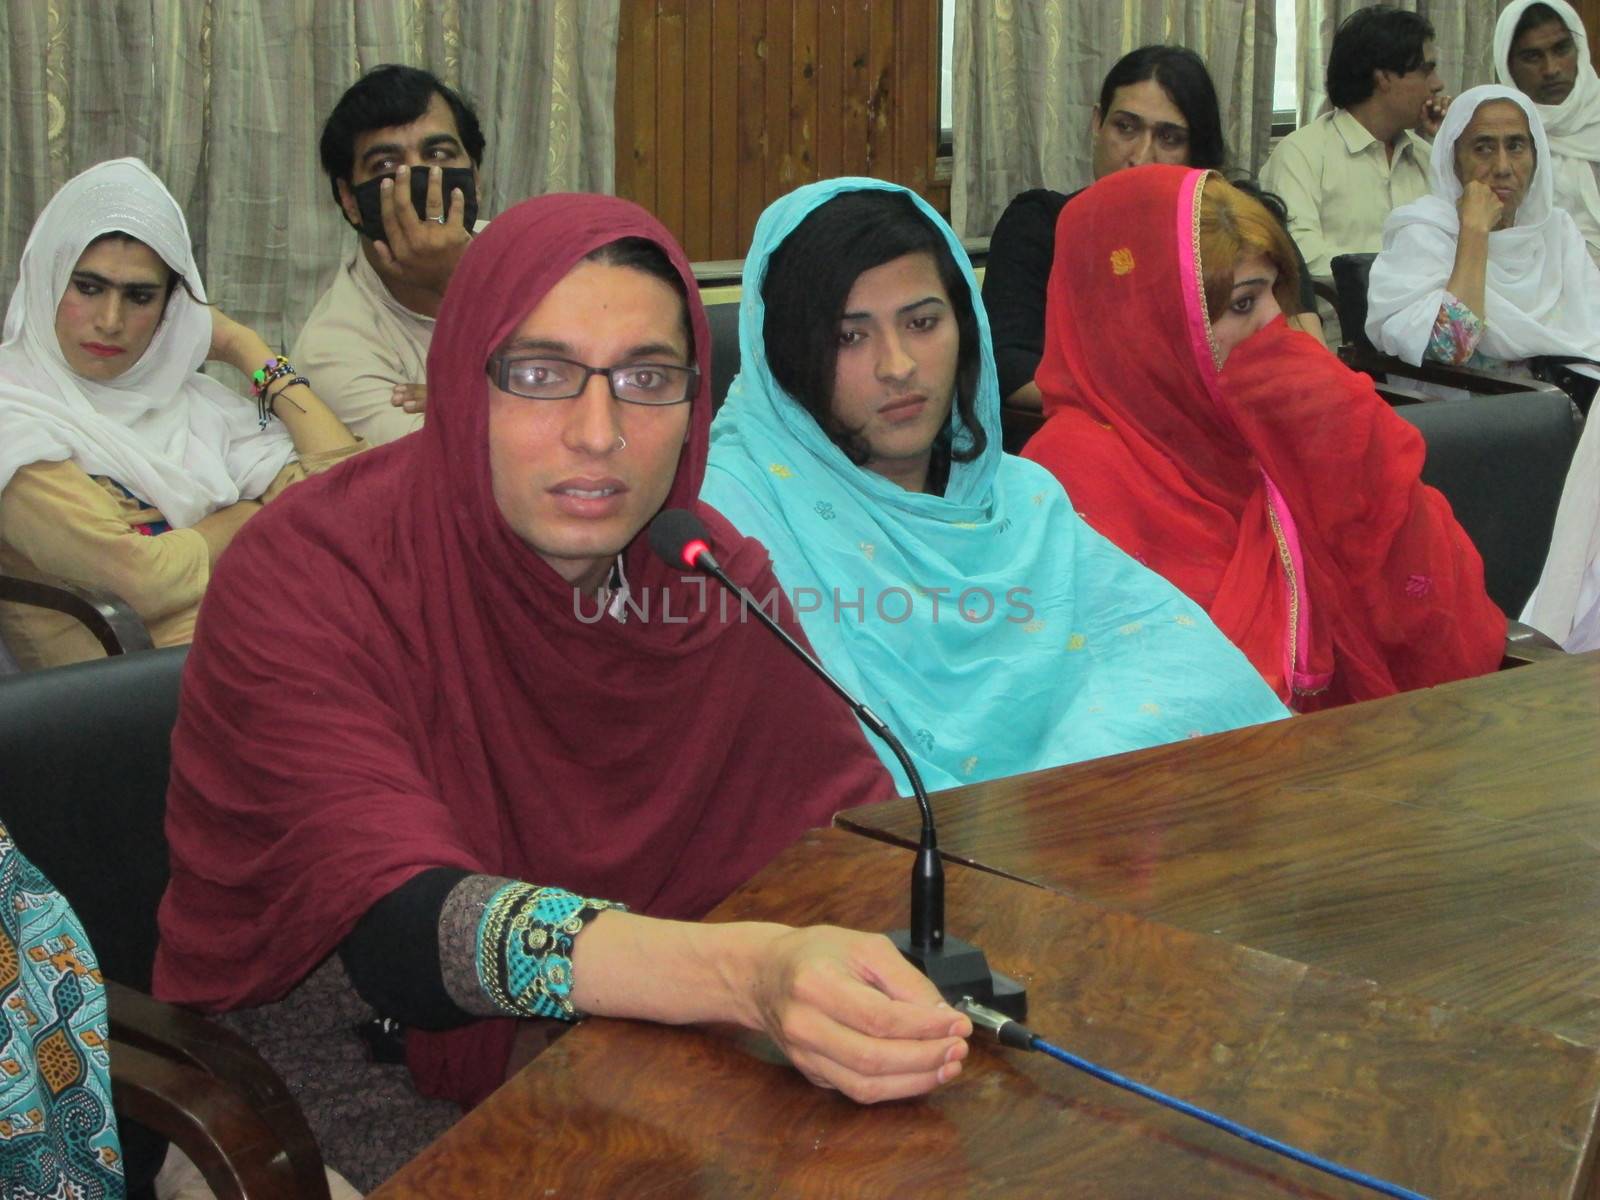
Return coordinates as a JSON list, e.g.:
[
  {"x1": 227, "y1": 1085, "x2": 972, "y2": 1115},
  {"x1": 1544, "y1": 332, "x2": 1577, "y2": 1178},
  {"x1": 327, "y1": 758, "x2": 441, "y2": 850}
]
[
  {"x1": 1392, "y1": 390, "x2": 1578, "y2": 616},
  {"x1": 0, "y1": 648, "x2": 330, "y2": 1200},
  {"x1": 1329, "y1": 252, "x2": 1379, "y2": 353},
  {"x1": 705, "y1": 298, "x2": 741, "y2": 410},
  {"x1": 1330, "y1": 252, "x2": 1589, "y2": 413}
]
